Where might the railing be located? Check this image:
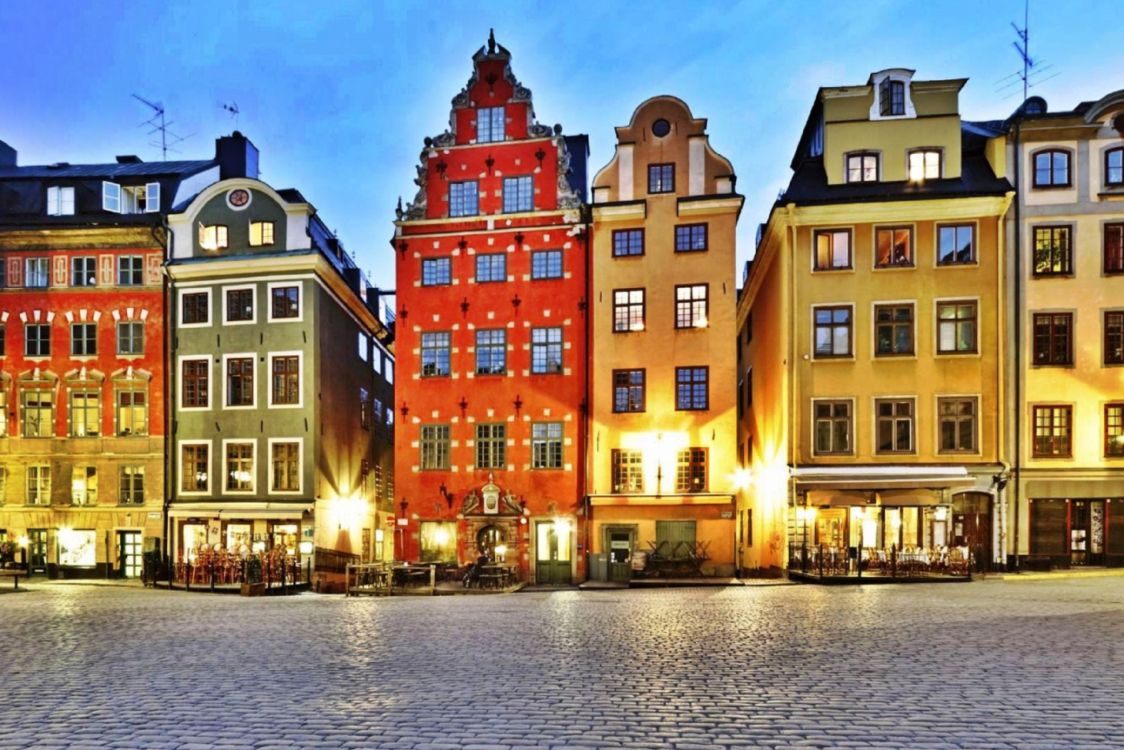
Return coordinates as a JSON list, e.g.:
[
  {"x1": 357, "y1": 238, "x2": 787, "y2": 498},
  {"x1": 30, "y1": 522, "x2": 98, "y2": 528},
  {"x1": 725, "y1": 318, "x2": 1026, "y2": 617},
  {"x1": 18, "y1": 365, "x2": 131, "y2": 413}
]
[
  {"x1": 788, "y1": 543, "x2": 972, "y2": 580},
  {"x1": 345, "y1": 562, "x2": 393, "y2": 596},
  {"x1": 314, "y1": 547, "x2": 359, "y2": 574},
  {"x1": 167, "y1": 550, "x2": 310, "y2": 593}
]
